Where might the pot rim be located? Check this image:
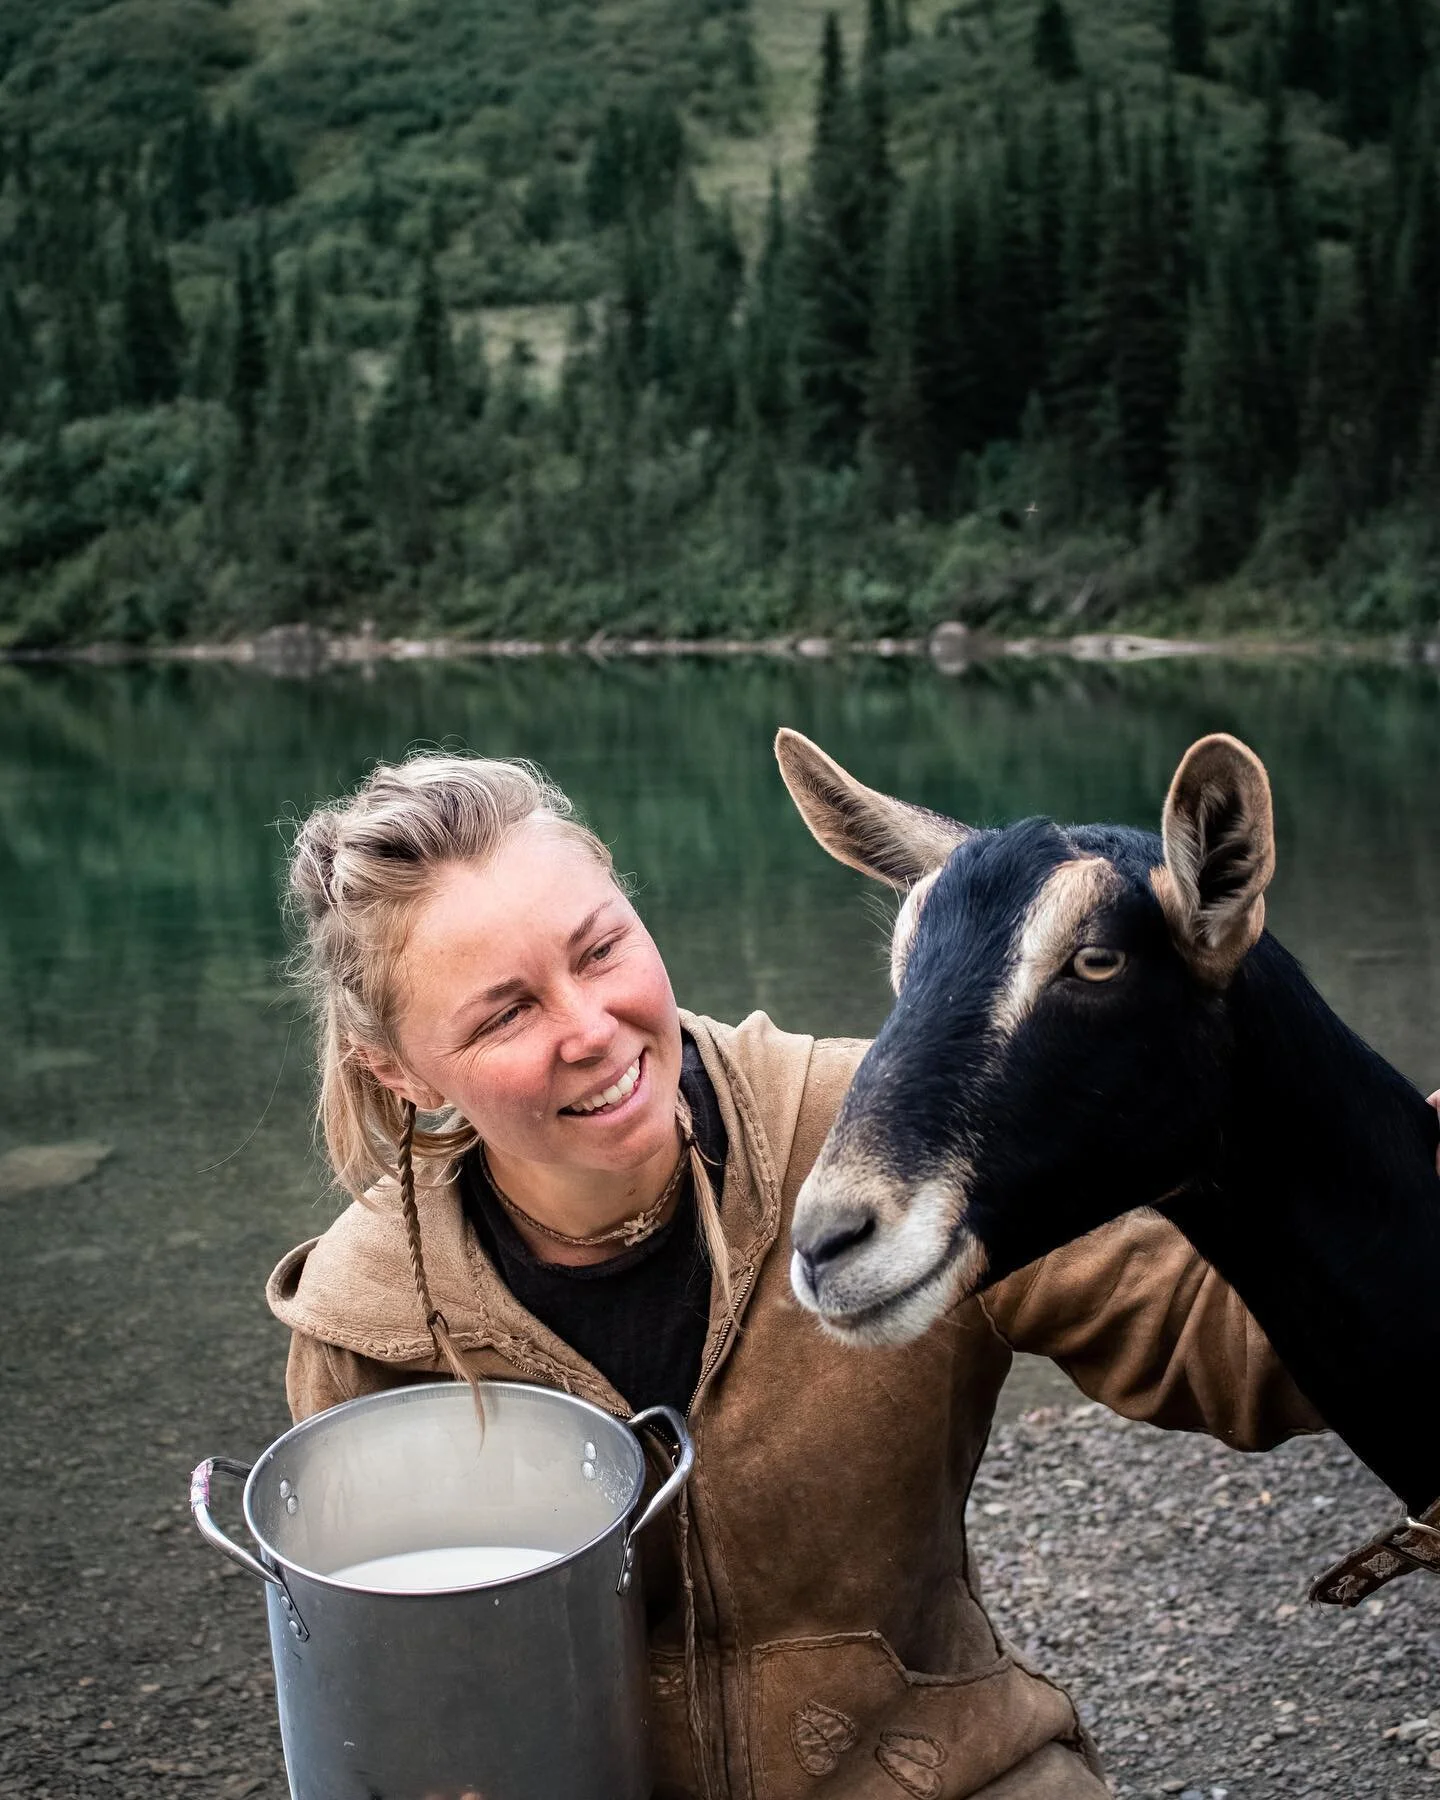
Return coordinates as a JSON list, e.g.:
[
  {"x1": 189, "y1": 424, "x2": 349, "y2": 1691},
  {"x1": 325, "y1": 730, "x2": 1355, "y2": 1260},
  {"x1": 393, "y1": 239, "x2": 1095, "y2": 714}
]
[{"x1": 241, "y1": 1380, "x2": 646, "y2": 1595}]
